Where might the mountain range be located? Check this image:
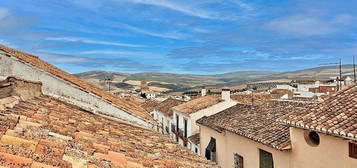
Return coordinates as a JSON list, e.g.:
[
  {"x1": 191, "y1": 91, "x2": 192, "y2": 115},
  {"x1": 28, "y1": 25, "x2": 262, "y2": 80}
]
[{"x1": 74, "y1": 65, "x2": 355, "y2": 93}]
